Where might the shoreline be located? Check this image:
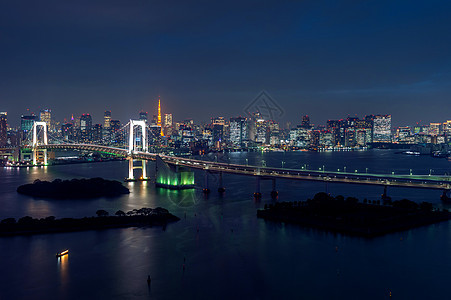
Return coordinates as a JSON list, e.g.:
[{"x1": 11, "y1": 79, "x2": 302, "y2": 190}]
[
  {"x1": 0, "y1": 210, "x2": 180, "y2": 237},
  {"x1": 257, "y1": 194, "x2": 451, "y2": 238}
]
